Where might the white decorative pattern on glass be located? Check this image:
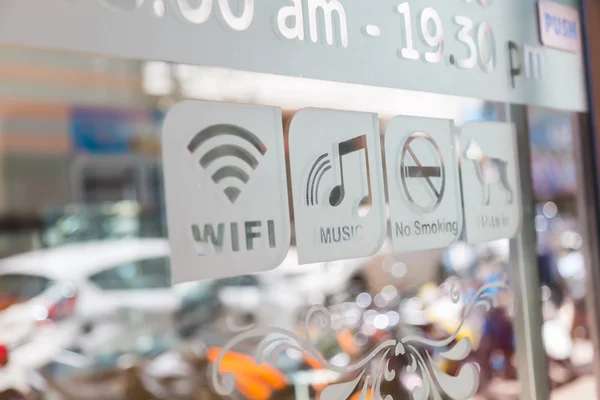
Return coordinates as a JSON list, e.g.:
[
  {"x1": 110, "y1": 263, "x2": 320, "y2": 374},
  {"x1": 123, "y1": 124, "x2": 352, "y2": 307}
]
[{"x1": 211, "y1": 278, "x2": 509, "y2": 400}]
